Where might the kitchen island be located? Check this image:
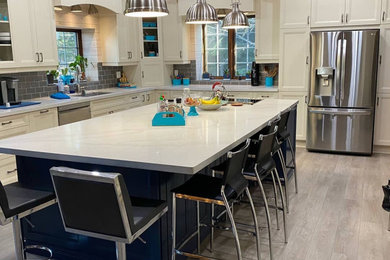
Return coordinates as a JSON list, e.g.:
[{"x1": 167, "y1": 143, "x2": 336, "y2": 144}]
[{"x1": 0, "y1": 99, "x2": 298, "y2": 260}]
